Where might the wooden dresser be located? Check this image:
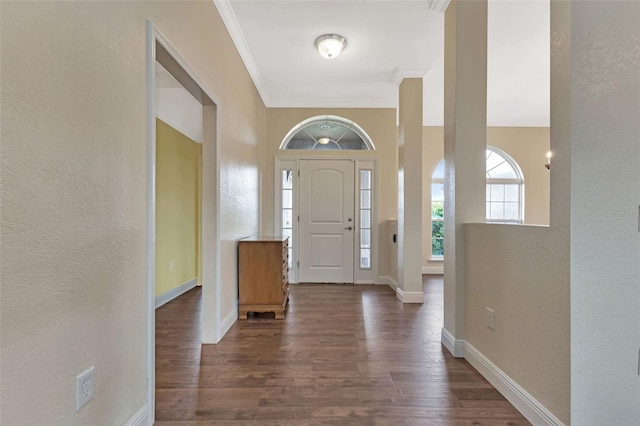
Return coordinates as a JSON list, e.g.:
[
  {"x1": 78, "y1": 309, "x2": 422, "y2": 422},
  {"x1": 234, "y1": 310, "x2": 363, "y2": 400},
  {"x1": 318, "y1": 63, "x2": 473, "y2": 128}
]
[{"x1": 238, "y1": 236, "x2": 289, "y2": 319}]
